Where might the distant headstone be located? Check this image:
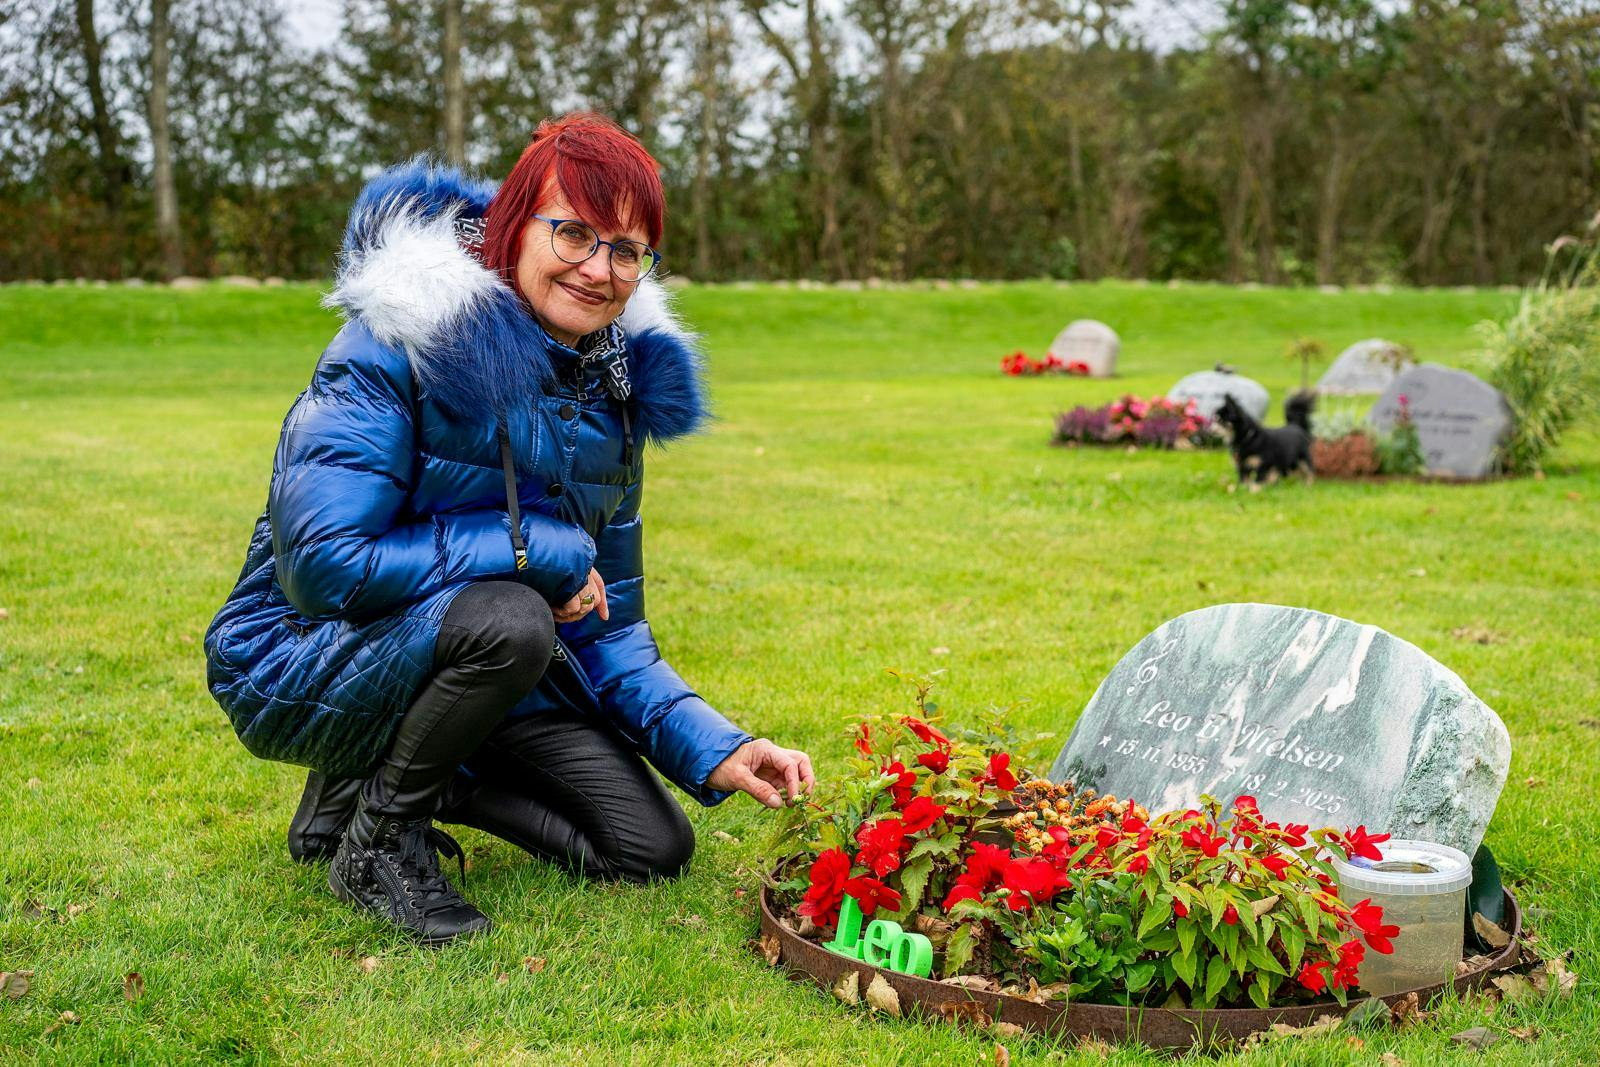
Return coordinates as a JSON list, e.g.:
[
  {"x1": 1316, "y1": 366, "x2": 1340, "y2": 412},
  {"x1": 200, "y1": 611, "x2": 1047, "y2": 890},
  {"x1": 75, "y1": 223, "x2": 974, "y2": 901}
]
[
  {"x1": 1368, "y1": 364, "x2": 1511, "y2": 479},
  {"x1": 1168, "y1": 370, "x2": 1269, "y2": 422},
  {"x1": 1047, "y1": 320, "x2": 1119, "y2": 377},
  {"x1": 1318, "y1": 339, "x2": 1412, "y2": 396},
  {"x1": 1049, "y1": 603, "x2": 1510, "y2": 855}
]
